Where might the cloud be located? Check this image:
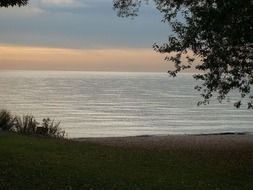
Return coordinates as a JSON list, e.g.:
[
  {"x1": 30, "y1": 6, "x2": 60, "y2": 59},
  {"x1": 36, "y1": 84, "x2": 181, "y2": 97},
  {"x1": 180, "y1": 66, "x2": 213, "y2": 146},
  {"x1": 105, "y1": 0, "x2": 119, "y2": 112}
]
[
  {"x1": 27, "y1": 0, "x2": 89, "y2": 14},
  {"x1": 41, "y1": 0, "x2": 75, "y2": 4},
  {"x1": 40, "y1": 0, "x2": 86, "y2": 8},
  {"x1": 34, "y1": 0, "x2": 117, "y2": 14},
  {"x1": 0, "y1": 44, "x2": 168, "y2": 72}
]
